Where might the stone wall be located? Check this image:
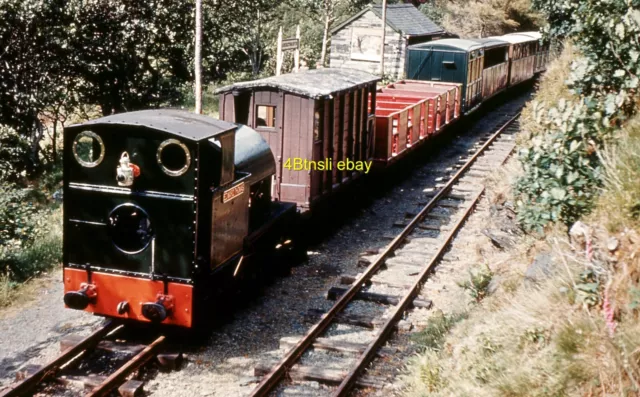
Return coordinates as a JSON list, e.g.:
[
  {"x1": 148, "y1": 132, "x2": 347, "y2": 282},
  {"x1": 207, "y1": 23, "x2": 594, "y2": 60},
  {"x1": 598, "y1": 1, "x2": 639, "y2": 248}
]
[{"x1": 329, "y1": 10, "x2": 406, "y2": 80}]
